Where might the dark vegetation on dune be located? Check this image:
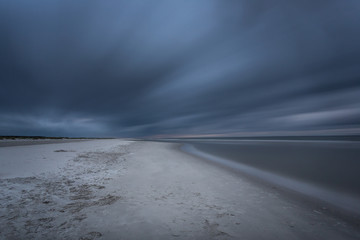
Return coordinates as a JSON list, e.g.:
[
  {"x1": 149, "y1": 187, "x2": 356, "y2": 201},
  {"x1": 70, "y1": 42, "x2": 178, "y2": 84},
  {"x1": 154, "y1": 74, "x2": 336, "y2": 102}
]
[{"x1": 0, "y1": 136, "x2": 115, "y2": 140}]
